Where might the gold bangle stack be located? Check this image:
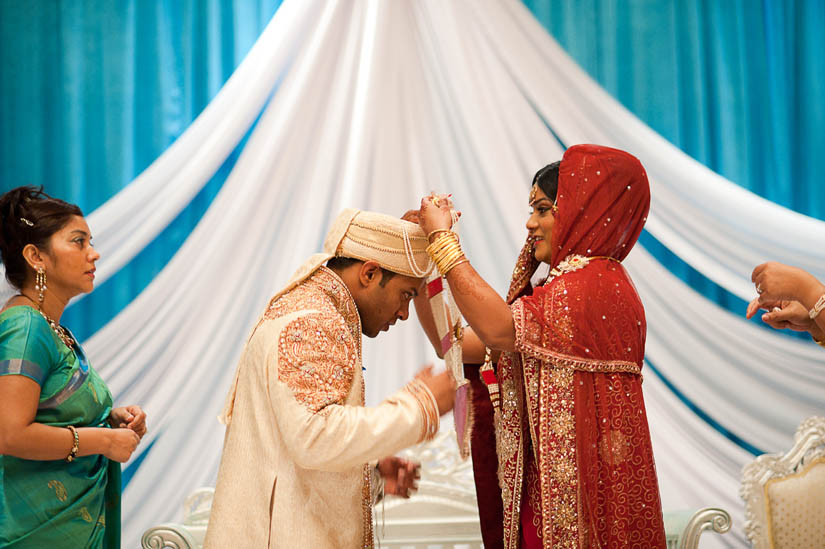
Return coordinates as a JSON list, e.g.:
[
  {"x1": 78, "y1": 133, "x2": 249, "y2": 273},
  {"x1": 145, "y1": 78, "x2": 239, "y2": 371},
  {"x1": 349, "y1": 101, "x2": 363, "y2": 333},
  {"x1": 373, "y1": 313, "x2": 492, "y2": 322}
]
[
  {"x1": 66, "y1": 425, "x2": 79, "y2": 462},
  {"x1": 426, "y1": 231, "x2": 468, "y2": 276},
  {"x1": 405, "y1": 379, "x2": 440, "y2": 442}
]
